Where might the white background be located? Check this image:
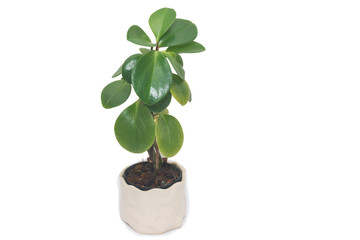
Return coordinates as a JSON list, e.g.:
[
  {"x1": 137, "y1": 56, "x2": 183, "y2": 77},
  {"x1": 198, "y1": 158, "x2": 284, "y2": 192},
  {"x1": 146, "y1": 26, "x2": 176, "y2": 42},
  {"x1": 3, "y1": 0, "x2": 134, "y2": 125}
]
[{"x1": 0, "y1": 0, "x2": 359, "y2": 239}]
